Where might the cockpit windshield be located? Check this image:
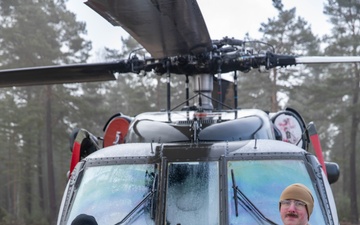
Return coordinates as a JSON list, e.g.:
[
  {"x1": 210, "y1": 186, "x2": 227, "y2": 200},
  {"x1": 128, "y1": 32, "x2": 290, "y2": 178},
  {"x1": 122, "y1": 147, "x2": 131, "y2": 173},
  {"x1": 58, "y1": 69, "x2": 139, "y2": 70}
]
[
  {"x1": 228, "y1": 159, "x2": 326, "y2": 225},
  {"x1": 66, "y1": 164, "x2": 158, "y2": 225},
  {"x1": 166, "y1": 161, "x2": 220, "y2": 225},
  {"x1": 63, "y1": 157, "x2": 328, "y2": 225}
]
